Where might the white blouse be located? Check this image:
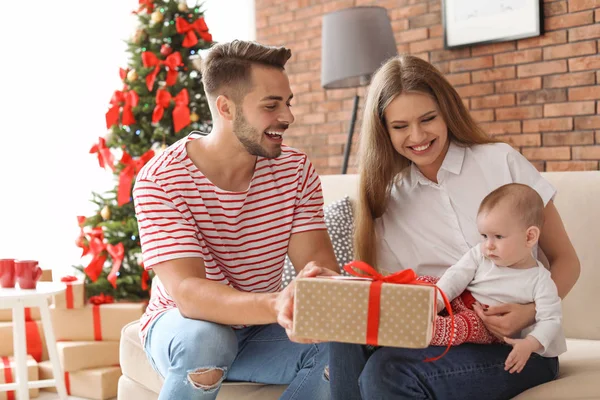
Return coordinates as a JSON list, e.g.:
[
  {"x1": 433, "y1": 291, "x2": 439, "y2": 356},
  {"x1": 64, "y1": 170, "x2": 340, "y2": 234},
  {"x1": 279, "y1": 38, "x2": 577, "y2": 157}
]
[{"x1": 375, "y1": 141, "x2": 556, "y2": 277}]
